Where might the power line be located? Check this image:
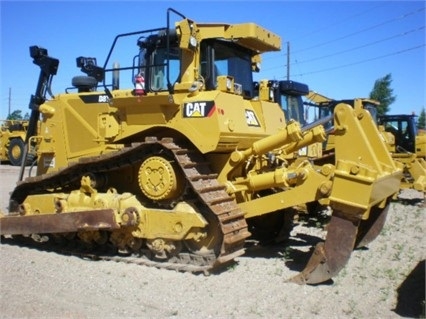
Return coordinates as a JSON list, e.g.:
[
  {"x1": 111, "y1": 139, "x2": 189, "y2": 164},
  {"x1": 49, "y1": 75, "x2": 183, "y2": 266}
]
[
  {"x1": 261, "y1": 6, "x2": 425, "y2": 65},
  {"x1": 293, "y1": 7, "x2": 425, "y2": 54},
  {"x1": 293, "y1": 26, "x2": 425, "y2": 65},
  {"x1": 261, "y1": 8, "x2": 425, "y2": 74},
  {"x1": 296, "y1": 3, "x2": 388, "y2": 40},
  {"x1": 290, "y1": 44, "x2": 425, "y2": 77},
  {"x1": 262, "y1": 25, "x2": 424, "y2": 73}
]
